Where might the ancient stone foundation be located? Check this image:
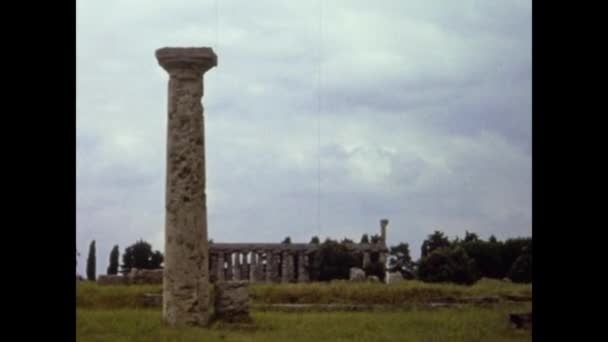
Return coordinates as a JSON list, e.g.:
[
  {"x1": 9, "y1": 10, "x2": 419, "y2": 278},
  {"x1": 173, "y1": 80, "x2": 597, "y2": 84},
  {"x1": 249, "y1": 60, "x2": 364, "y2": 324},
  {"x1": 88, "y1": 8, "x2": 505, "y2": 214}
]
[
  {"x1": 97, "y1": 269, "x2": 164, "y2": 285},
  {"x1": 214, "y1": 281, "x2": 252, "y2": 323}
]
